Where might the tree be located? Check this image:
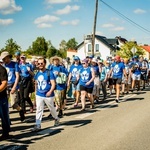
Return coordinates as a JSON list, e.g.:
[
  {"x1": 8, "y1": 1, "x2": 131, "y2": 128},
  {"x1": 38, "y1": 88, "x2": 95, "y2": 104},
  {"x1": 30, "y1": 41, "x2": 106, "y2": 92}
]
[
  {"x1": 58, "y1": 40, "x2": 67, "y2": 58},
  {"x1": 32, "y1": 37, "x2": 48, "y2": 56},
  {"x1": 66, "y1": 38, "x2": 78, "y2": 50},
  {"x1": 0, "y1": 38, "x2": 21, "y2": 55},
  {"x1": 59, "y1": 40, "x2": 67, "y2": 51},
  {"x1": 117, "y1": 41, "x2": 144, "y2": 59},
  {"x1": 46, "y1": 40, "x2": 57, "y2": 58}
]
